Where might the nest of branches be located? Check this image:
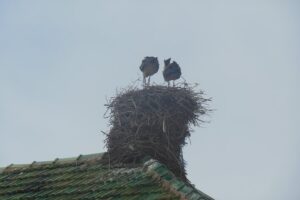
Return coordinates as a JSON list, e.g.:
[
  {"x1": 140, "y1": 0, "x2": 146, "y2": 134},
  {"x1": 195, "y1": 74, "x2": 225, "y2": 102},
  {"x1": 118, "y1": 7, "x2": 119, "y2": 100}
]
[{"x1": 102, "y1": 84, "x2": 211, "y2": 180}]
